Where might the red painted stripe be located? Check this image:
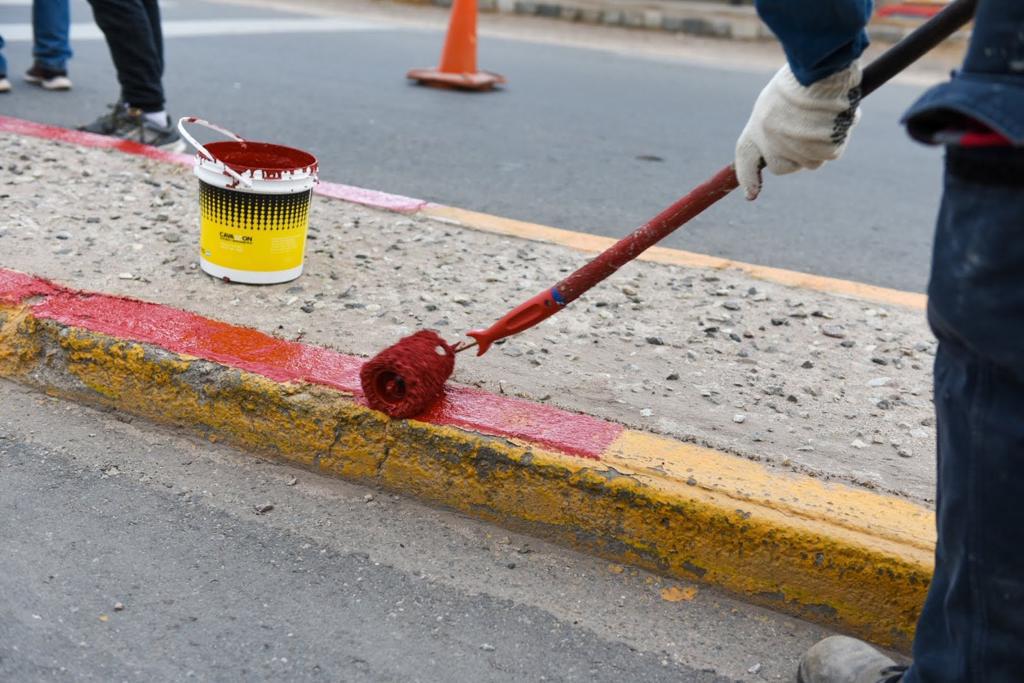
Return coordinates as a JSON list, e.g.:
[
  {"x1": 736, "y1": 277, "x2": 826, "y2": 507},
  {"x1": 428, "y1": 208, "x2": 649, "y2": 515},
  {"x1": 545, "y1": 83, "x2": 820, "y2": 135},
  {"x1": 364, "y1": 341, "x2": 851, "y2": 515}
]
[
  {"x1": 416, "y1": 390, "x2": 622, "y2": 459},
  {"x1": 0, "y1": 115, "x2": 427, "y2": 213},
  {"x1": 0, "y1": 115, "x2": 194, "y2": 165},
  {"x1": 0, "y1": 269, "x2": 618, "y2": 458},
  {"x1": 0, "y1": 269, "x2": 61, "y2": 305},
  {"x1": 316, "y1": 182, "x2": 427, "y2": 213}
]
